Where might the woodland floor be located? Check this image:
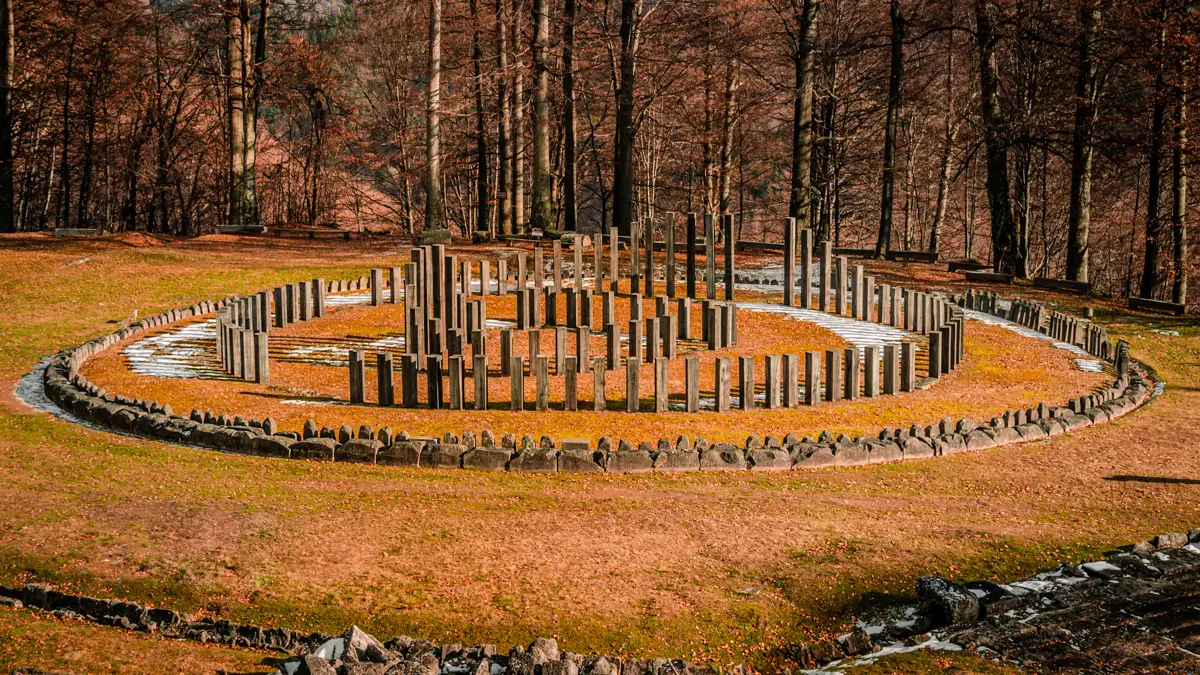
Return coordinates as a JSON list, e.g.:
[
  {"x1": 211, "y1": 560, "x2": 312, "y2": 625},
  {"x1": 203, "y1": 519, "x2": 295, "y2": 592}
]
[{"x1": 0, "y1": 232, "x2": 1197, "y2": 674}]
